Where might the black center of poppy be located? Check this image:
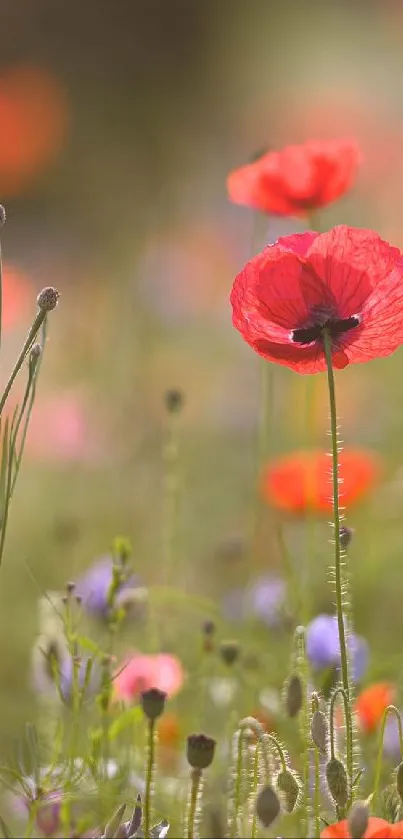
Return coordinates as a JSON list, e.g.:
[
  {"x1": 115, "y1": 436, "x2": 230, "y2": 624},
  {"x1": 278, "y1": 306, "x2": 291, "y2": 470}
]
[{"x1": 291, "y1": 315, "x2": 360, "y2": 345}]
